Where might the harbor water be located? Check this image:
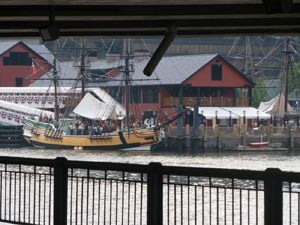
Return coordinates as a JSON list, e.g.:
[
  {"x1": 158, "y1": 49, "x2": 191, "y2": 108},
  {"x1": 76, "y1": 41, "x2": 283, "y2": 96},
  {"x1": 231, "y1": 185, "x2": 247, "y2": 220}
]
[{"x1": 0, "y1": 146, "x2": 300, "y2": 172}]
